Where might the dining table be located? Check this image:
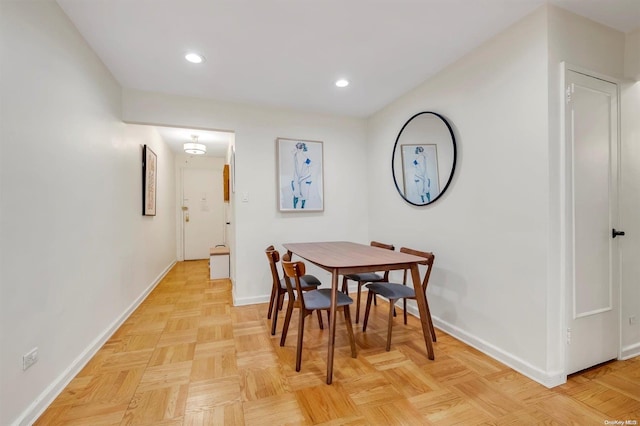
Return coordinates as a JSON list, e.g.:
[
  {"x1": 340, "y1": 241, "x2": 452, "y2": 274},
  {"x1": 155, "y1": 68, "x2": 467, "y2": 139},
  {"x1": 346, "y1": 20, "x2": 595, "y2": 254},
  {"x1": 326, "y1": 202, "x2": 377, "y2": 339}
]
[{"x1": 283, "y1": 241, "x2": 435, "y2": 384}]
